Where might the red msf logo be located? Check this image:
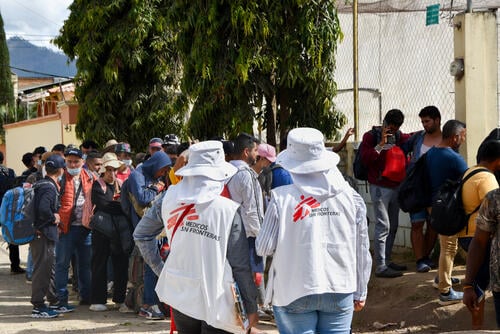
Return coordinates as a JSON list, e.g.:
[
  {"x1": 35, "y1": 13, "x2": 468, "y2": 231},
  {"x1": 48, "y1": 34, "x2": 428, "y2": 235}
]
[
  {"x1": 293, "y1": 195, "x2": 320, "y2": 222},
  {"x1": 167, "y1": 203, "x2": 198, "y2": 229}
]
